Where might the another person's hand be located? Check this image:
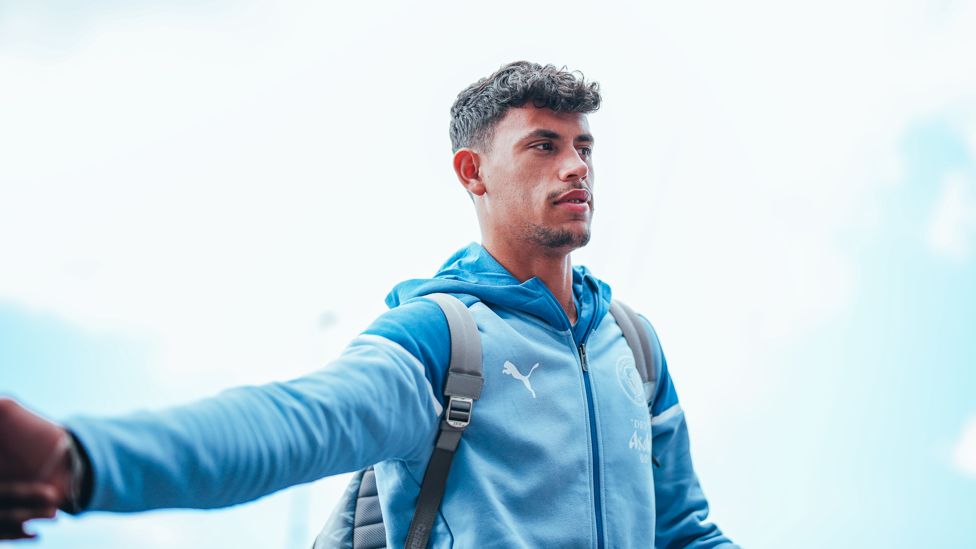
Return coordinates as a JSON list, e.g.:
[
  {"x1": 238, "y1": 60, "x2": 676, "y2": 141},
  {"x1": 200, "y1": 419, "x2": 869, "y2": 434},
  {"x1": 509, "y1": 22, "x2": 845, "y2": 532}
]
[{"x1": 0, "y1": 398, "x2": 74, "y2": 540}]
